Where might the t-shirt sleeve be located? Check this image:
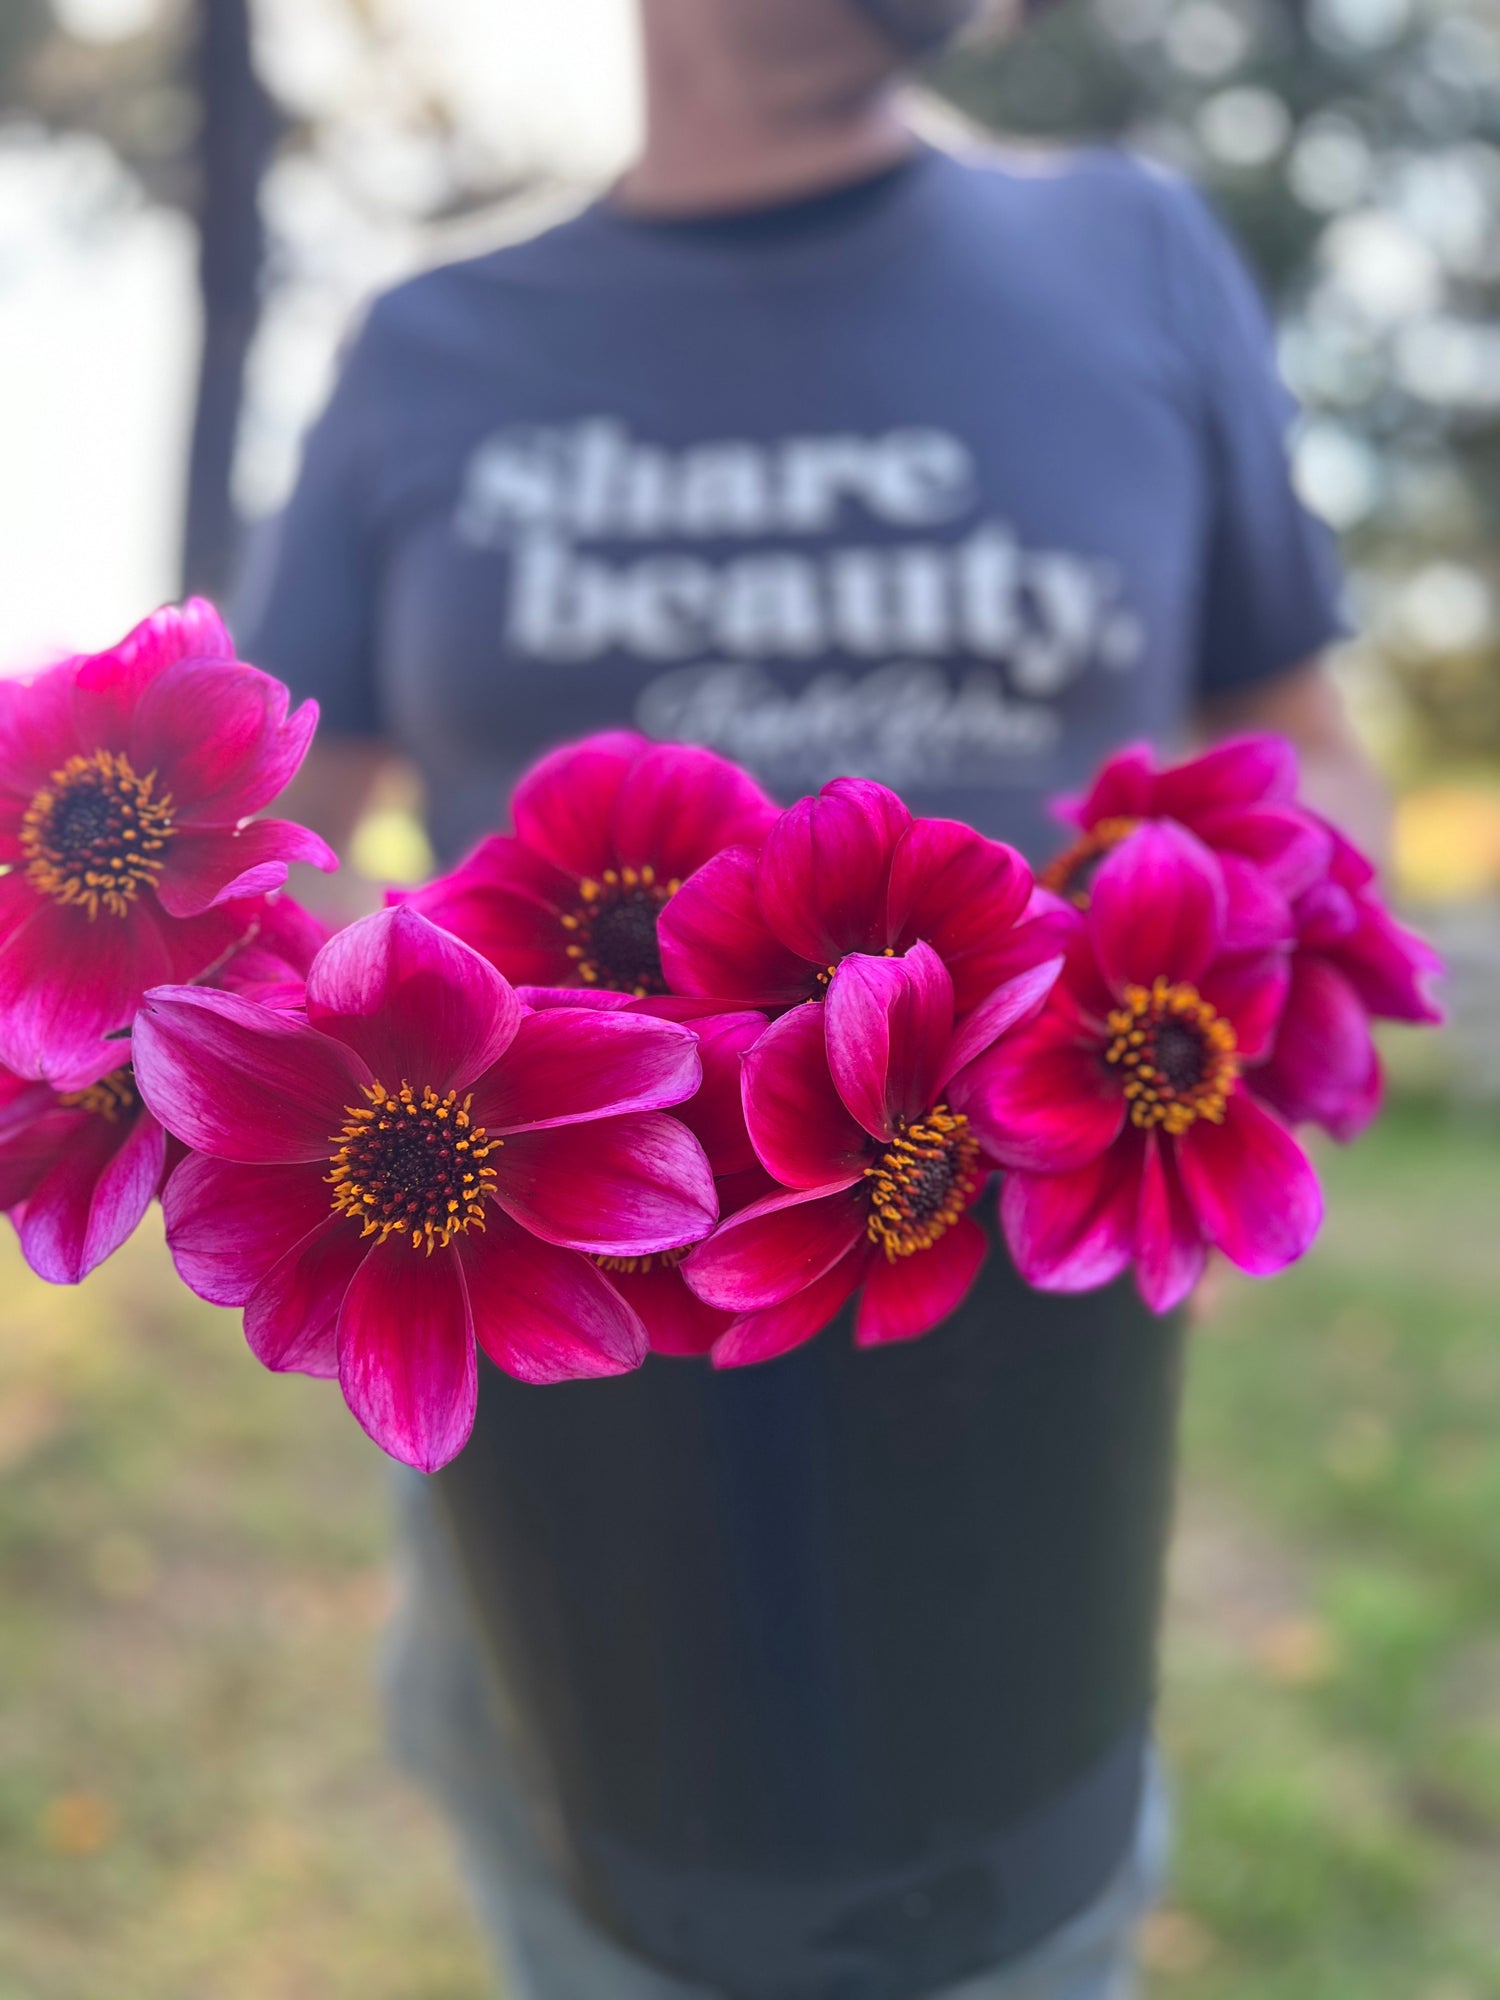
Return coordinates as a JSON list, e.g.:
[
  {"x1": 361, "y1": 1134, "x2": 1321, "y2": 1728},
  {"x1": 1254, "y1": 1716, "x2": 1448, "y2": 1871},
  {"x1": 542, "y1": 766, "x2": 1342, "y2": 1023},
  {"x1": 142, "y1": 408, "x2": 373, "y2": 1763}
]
[
  {"x1": 1155, "y1": 173, "x2": 1348, "y2": 698},
  {"x1": 232, "y1": 312, "x2": 387, "y2": 738}
]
